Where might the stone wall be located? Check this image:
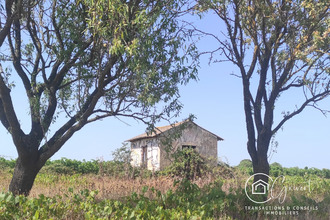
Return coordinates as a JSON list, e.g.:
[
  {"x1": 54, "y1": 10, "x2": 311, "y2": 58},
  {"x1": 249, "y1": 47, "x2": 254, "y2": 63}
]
[
  {"x1": 130, "y1": 121, "x2": 219, "y2": 170},
  {"x1": 130, "y1": 138, "x2": 160, "y2": 171}
]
